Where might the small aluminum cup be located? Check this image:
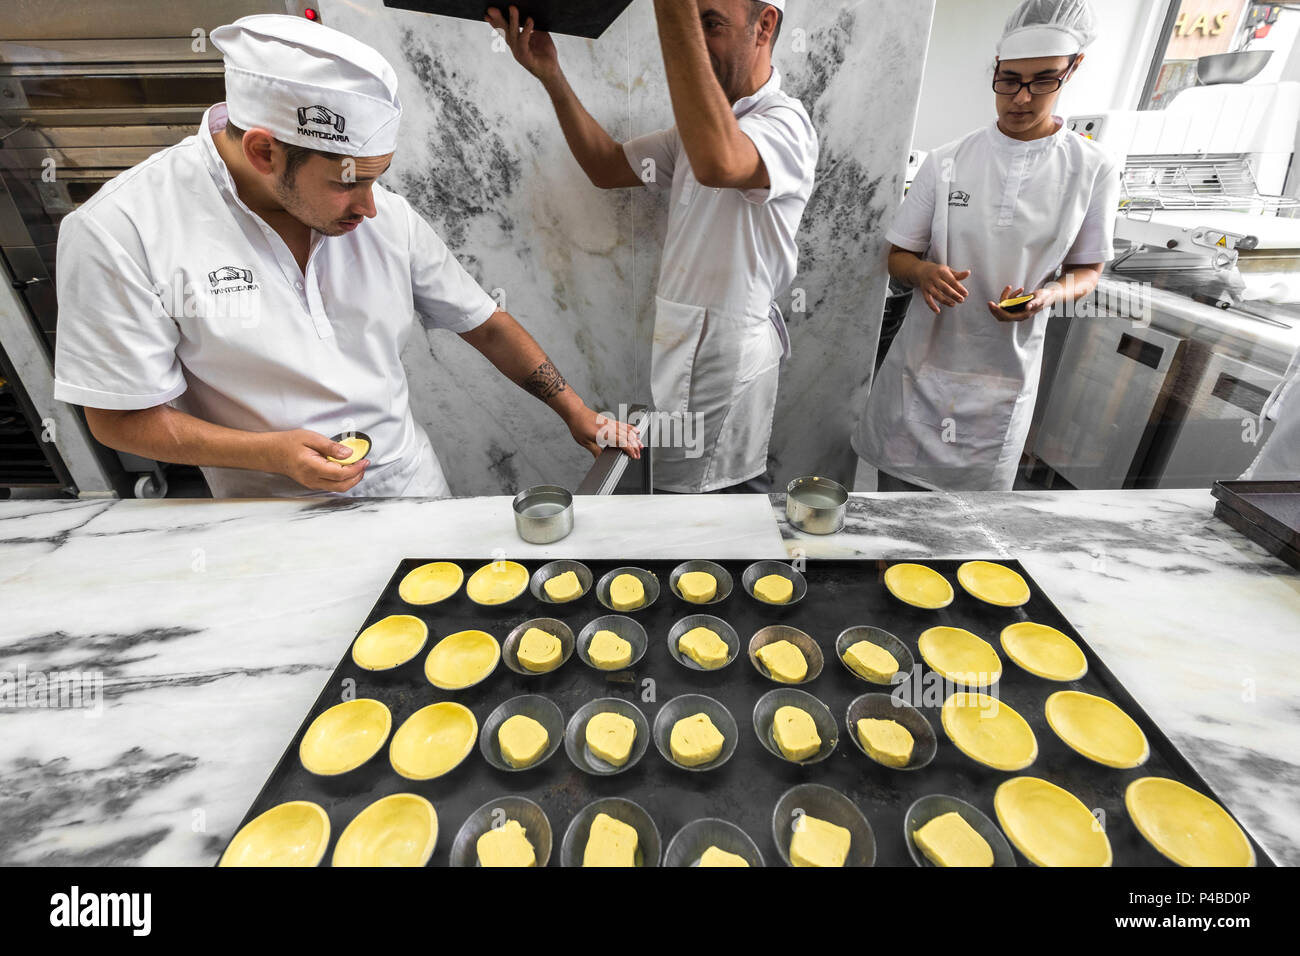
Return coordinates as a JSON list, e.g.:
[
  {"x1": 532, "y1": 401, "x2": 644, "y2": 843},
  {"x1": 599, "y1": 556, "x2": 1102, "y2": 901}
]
[
  {"x1": 564, "y1": 698, "x2": 650, "y2": 776},
  {"x1": 668, "y1": 560, "x2": 734, "y2": 605},
  {"x1": 478, "y1": 695, "x2": 565, "y2": 772},
  {"x1": 502, "y1": 618, "x2": 575, "y2": 676},
  {"x1": 785, "y1": 476, "x2": 848, "y2": 535},
  {"x1": 664, "y1": 818, "x2": 765, "y2": 867},
  {"x1": 595, "y1": 566, "x2": 660, "y2": 613},
  {"x1": 752, "y1": 688, "x2": 839, "y2": 765},
  {"x1": 742, "y1": 560, "x2": 808, "y2": 607},
  {"x1": 450, "y1": 795, "x2": 553, "y2": 867},
  {"x1": 771, "y1": 783, "x2": 876, "y2": 867},
  {"x1": 560, "y1": 797, "x2": 661, "y2": 867},
  {"x1": 904, "y1": 794, "x2": 1017, "y2": 868},
  {"x1": 576, "y1": 615, "x2": 648, "y2": 672},
  {"x1": 530, "y1": 560, "x2": 593, "y2": 605},
  {"x1": 845, "y1": 693, "x2": 938, "y2": 771},
  {"x1": 835, "y1": 626, "x2": 916, "y2": 687},
  {"x1": 328, "y1": 430, "x2": 373, "y2": 464},
  {"x1": 666, "y1": 614, "x2": 741, "y2": 672},
  {"x1": 513, "y1": 485, "x2": 574, "y2": 544},
  {"x1": 652, "y1": 694, "x2": 738, "y2": 772},
  {"x1": 748, "y1": 624, "x2": 824, "y2": 684}
]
